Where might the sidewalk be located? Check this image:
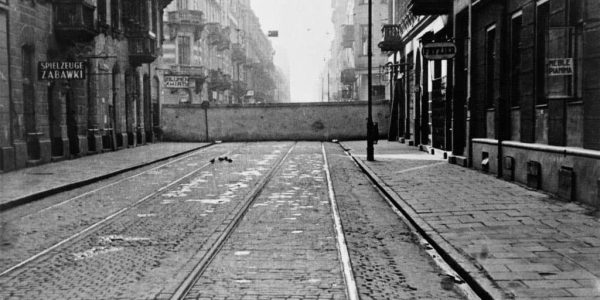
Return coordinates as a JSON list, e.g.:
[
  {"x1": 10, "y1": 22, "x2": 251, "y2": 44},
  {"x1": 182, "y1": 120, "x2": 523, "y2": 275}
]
[
  {"x1": 342, "y1": 140, "x2": 600, "y2": 300},
  {"x1": 0, "y1": 142, "x2": 210, "y2": 211}
]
